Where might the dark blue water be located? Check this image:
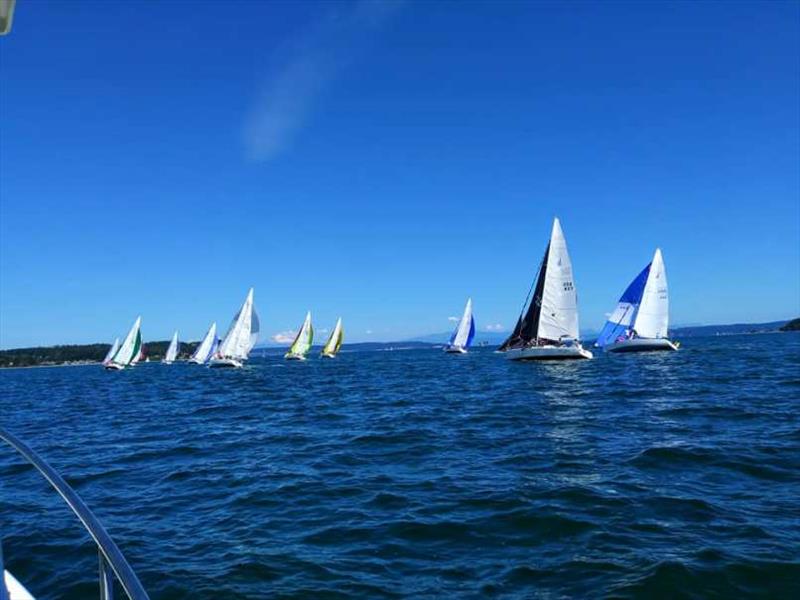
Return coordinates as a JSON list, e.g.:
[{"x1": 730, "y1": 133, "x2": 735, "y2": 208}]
[{"x1": 2, "y1": 333, "x2": 799, "y2": 599}]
